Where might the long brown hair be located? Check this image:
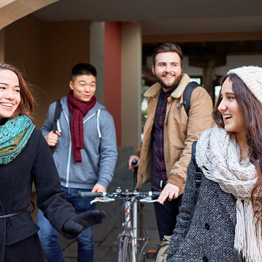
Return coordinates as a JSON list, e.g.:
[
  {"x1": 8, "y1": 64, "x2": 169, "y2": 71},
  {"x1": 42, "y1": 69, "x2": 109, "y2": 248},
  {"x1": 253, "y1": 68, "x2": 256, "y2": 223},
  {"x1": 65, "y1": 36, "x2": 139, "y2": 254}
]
[
  {"x1": 0, "y1": 63, "x2": 34, "y2": 119},
  {"x1": 213, "y1": 73, "x2": 262, "y2": 219}
]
